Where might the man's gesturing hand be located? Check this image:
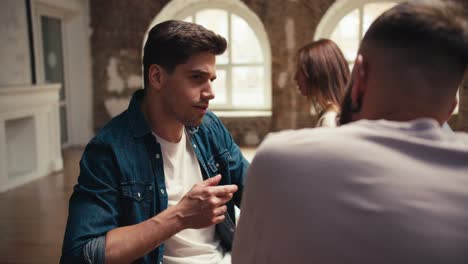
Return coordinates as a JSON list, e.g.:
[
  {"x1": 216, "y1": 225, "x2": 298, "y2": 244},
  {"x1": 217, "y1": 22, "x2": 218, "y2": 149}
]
[{"x1": 175, "y1": 174, "x2": 238, "y2": 229}]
